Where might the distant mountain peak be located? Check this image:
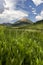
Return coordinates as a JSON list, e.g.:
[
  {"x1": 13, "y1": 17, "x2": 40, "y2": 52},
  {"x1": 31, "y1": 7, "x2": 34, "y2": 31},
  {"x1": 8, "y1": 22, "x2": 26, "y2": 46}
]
[
  {"x1": 20, "y1": 18, "x2": 29, "y2": 22},
  {"x1": 16, "y1": 17, "x2": 33, "y2": 23},
  {"x1": 12, "y1": 17, "x2": 33, "y2": 26}
]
